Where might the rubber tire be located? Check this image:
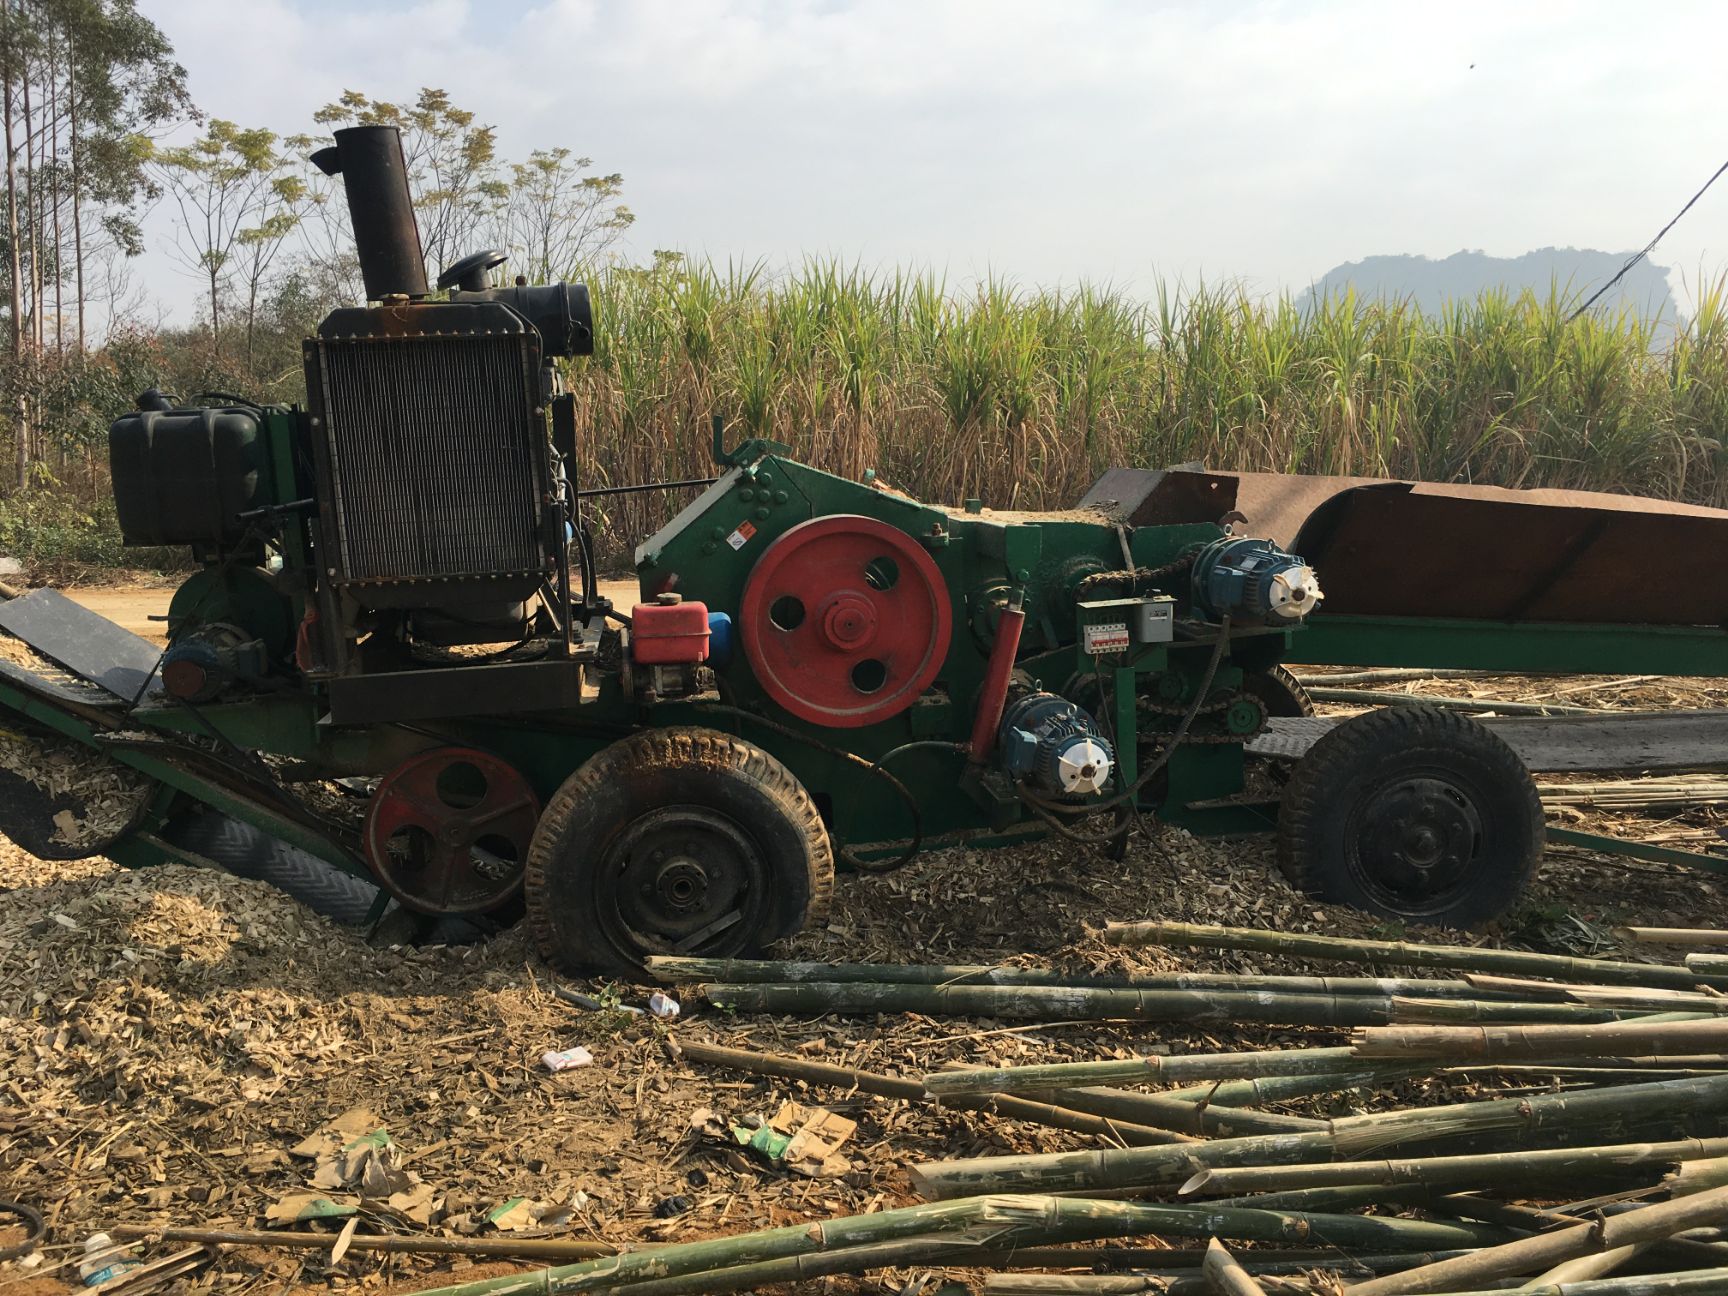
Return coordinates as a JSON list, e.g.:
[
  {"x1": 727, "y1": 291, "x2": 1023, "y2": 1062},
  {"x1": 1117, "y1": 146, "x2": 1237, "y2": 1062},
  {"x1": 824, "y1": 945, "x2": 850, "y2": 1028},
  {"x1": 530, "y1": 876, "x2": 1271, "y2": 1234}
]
[
  {"x1": 1242, "y1": 664, "x2": 1315, "y2": 718},
  {"x1": 1276, "y1": 705, "x2": 1543, "y2": 929},
  {"x1": 525, "y1": 727, "x2": 835, "y2": 978}
]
